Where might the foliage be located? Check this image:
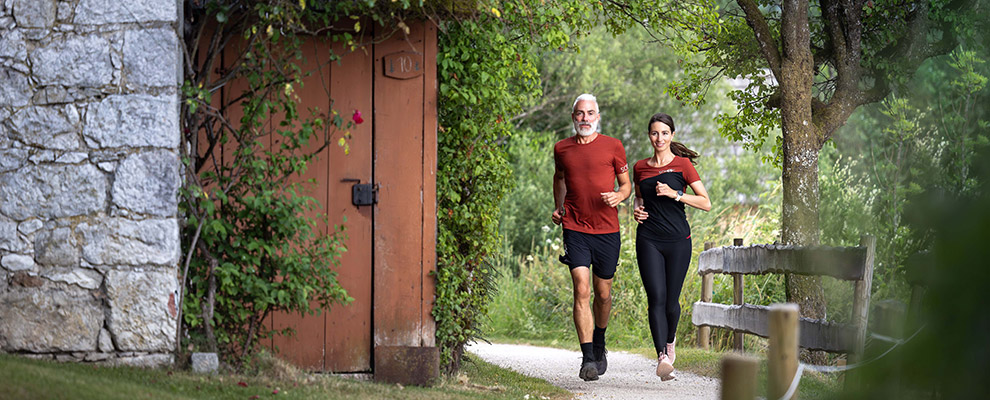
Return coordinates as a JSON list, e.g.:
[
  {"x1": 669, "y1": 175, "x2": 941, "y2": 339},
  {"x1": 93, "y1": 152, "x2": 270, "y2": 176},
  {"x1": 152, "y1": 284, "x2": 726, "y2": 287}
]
[
  {"x1": 490, "y1": 126, "x2": 784, "y2": 353},
  {"x1": 498, "y1": 130, "x2": 557, "y2": 260},
  {"x1": 821, "y1": 44, "x2": 989, "y2": 306},
  {"x1": 178, "y1": 0, "x2": 382, "y2": 361},
  {"x1": 845, "y1": 143, "x2": 990, "y2": 400},
  {"x1": 433, "y1": 0, "x2": 603, "y2": 373},
  {"x1": 511, "y1": 24, "x2": 733, "y2": 162}
]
